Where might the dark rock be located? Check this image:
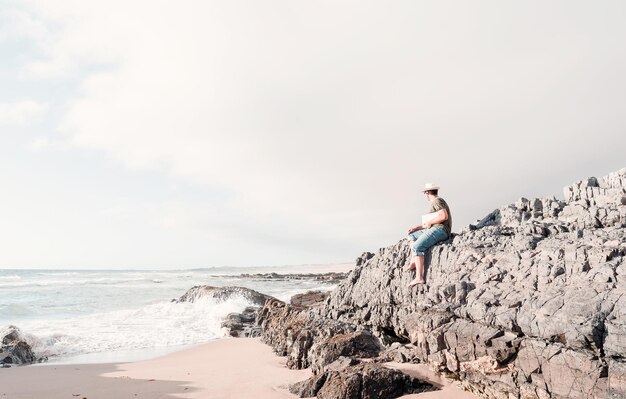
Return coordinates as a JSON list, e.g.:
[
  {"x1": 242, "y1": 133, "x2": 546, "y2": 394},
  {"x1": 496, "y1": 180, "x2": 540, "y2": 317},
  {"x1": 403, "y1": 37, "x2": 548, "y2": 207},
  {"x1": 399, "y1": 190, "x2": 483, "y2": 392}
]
[
  {"x1": 379, "y1": 343, "x2": 422, "y2": 364},
  {"x1": 324, "y1": 356, "x2": 360, "y2": 372},
  {"x1": 222, "y1": 313, "x2": 243, "y2": 335},
  {"x1": 290, "y1": 363, "x2": 436, "y2": 399},
  {"x1": 291, "y1": 290, "x2": 331, "y2": 307},
  {"x1": 2, "y1": 328, "x2": 20, "y2": 345},
  {"x1": 311, "y1": 330, "x2": 383, "y2": 374},
  {"x1": 1, "y1": 326, "x2": 39, "y2": 366},
  {"x1": 221, "y1": 306, "x2": 262, "y2": 337},
  {"x1": 289, "y1": 372, "x2": 329, "y2": 397},
  {"x1": 257, "y1": 298, "x2": 356, "y2": 369}
]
